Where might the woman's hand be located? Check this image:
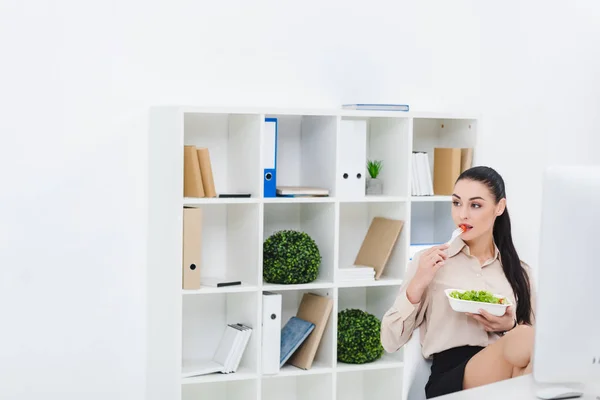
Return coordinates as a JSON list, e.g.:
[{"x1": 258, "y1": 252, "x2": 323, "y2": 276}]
[
  {"x1": 467, "y1": 306, "x2": 516, "y2": 333},
  {"x1": 406, "y1": 244, "x2": 449, "y2": 304}
]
